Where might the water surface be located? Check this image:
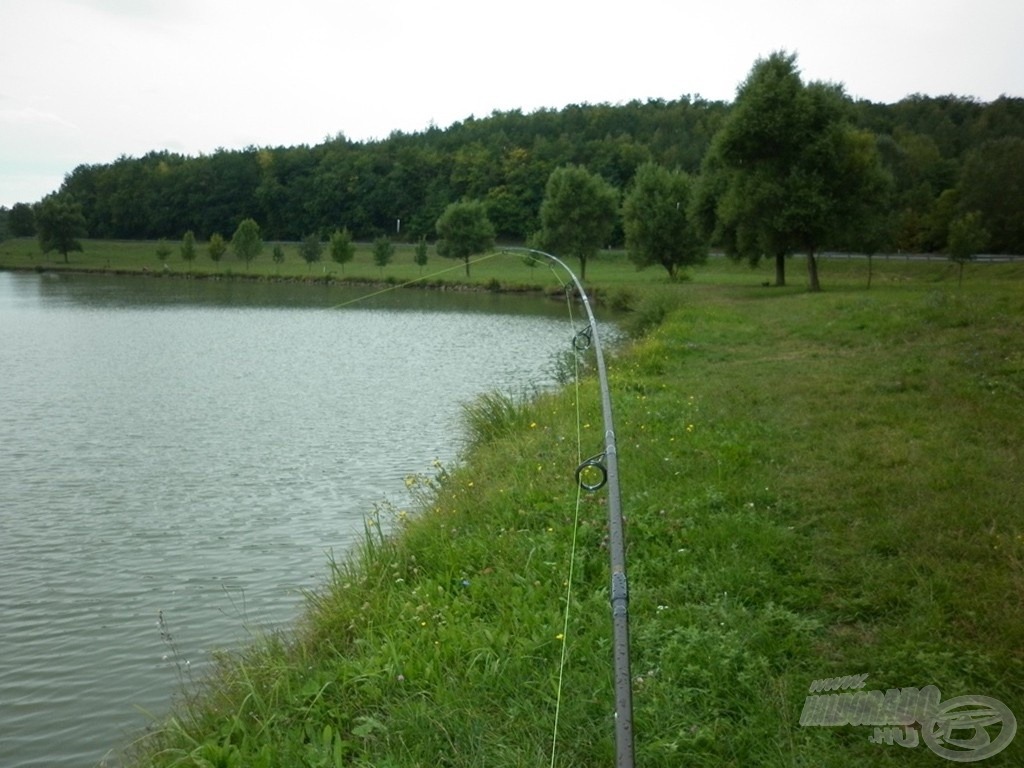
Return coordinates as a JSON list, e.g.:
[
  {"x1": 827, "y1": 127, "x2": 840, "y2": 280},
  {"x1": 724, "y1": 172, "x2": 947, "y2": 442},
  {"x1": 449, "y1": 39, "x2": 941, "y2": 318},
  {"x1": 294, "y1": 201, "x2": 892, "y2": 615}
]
[{"x1": 0, "y1": 272, "x2": 574, "y2": 766}]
